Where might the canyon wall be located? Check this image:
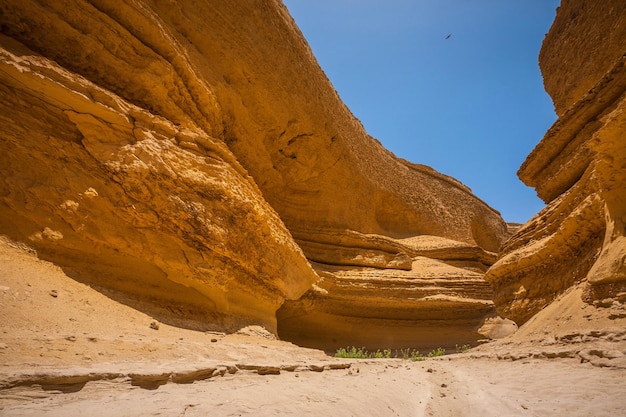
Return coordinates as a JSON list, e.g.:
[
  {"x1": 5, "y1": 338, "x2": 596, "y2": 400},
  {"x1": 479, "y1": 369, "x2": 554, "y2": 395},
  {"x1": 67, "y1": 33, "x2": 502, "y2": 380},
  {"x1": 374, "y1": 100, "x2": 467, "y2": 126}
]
[
  {"x1": 485, "y1": 0, "x2": 626, "y2": 324},
  {"x1": 0, "y1": 0, "x2": 508, "y2": 345}
]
